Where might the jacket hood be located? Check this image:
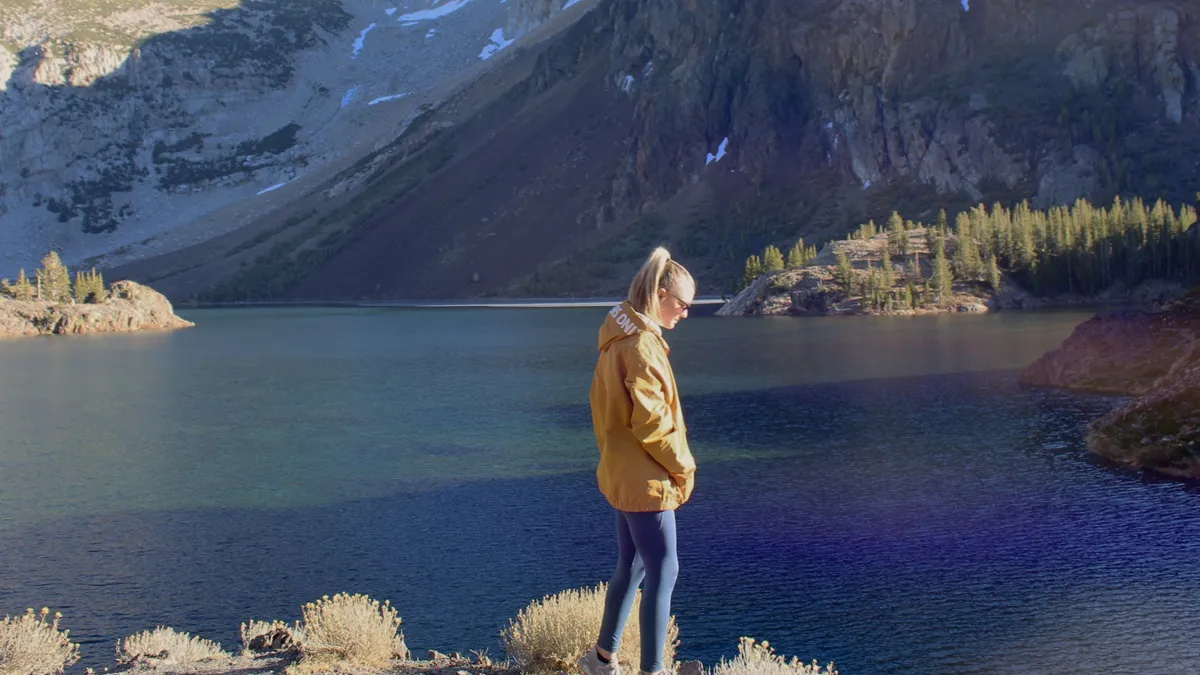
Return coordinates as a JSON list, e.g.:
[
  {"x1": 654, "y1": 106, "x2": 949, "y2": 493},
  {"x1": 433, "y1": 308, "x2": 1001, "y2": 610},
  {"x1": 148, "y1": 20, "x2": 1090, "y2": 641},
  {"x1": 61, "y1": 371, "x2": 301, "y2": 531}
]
[{"x1": 598, "y1": 301, "x2": 664, "y2": 353}]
